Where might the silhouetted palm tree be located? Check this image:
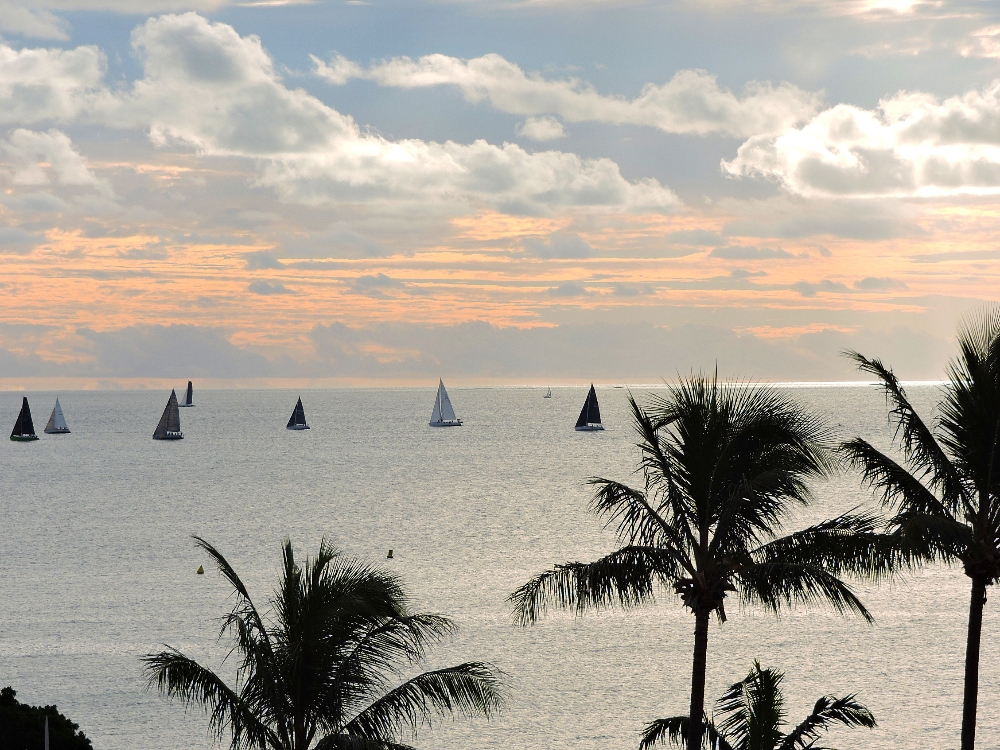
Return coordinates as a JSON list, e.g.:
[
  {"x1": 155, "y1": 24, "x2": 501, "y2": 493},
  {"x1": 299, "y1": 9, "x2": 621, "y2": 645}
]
[
  {"x1": 842, "y1": 308, "x2": 1000, "y2": 750},
  {"x1": 144, "y1": 537, "x2": 504, "y2": 750},
  {"x1": 511, "y1": 375, "x2": 896, "y2": 750},
  {"x1": 640, "y1": 661, "x2": 876, "y2": 750}
]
